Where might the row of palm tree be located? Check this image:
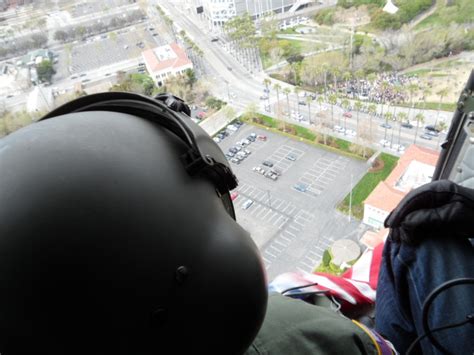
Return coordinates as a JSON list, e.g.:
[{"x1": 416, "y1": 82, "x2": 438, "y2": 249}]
[{"x1": 266, "y1": 78, "x2": 449, "y2": 150}]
